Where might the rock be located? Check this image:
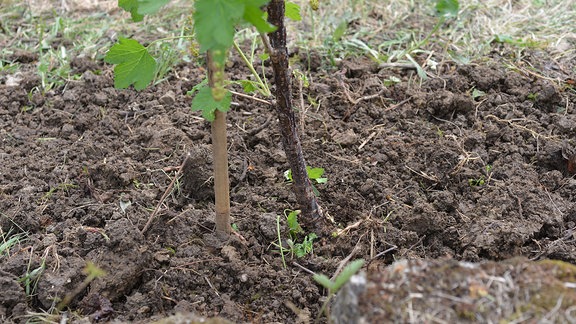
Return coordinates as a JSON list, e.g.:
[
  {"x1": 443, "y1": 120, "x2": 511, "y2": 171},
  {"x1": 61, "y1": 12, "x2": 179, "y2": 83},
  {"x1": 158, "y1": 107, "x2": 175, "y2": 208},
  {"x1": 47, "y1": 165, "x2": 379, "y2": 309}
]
[
  {"x1": 160, "y1": 91, "x2": 176, "y2": 105},
  {"x1": 332, "y1": 128, "x2": 359, "y2": 147}
]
